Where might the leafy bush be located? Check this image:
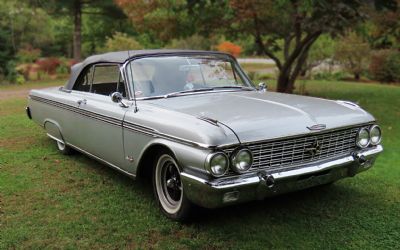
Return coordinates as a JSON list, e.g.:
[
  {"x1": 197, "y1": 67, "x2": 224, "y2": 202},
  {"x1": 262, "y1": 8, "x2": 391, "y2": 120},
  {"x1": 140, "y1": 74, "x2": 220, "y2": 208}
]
[
  {"x1": 36, "y1": 58, "x2": 61, "y2": 75},
  {"x1": 100, "y1": 32, "x2": 142, "y2": 52},
  {"x1": 334, "y1": 33, "x2": 370, "y2": 80},
  {"x1": 16, "y1": 46, "x2": 41, "y2": 63},
  {"x1": 216, "y1": 41, "x2": 242, "y2": 57},
  {"x1": 15, "y1": 74, "x2": 25, "y2": 85},
  {"x1": 303, "y1": 35, "x2": 336, "y2": 76},
  {"x1": 56, "y1": 58, "x2": 78, "y2": 75},
  {"x1": 369, "y1": 50, "x2": 400, "y2": 83},
  {"x1": 5, "y1": 61, "x2": 18, "y2": 83},
  {"x1": 313, "y1": 71, "x2": 347, "y2": 81},
  {"x1": 166, "y1": 34, "x2": 215, "y2": 50}
]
